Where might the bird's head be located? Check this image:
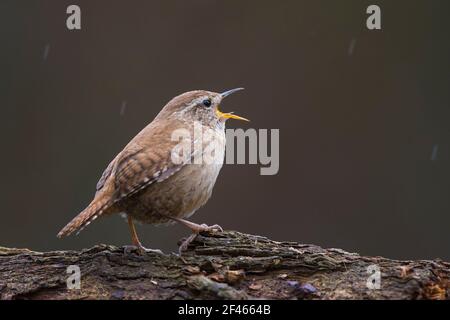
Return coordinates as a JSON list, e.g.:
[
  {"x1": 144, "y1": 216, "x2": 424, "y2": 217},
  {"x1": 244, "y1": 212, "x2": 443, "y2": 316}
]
[{"x1": 157, "y1": 88, "x2": 248, "y2": 128}]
